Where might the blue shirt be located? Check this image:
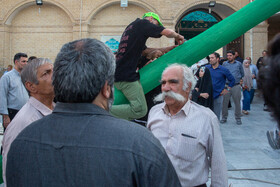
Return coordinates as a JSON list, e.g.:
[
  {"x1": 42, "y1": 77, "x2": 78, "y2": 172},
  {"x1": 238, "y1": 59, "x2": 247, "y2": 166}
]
[
  {"x1": 223, "y1": 60, "x2": 244, "y2": 84},
  {"x1": 250, "y1": 64, "x2": 258, "y2": 89},
  {"x1": 206, "y1": 64, "x2": 235, "y2": 99},
  {"x1": 0, "y1": 69, "x2": 29, "y2": 114}
]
